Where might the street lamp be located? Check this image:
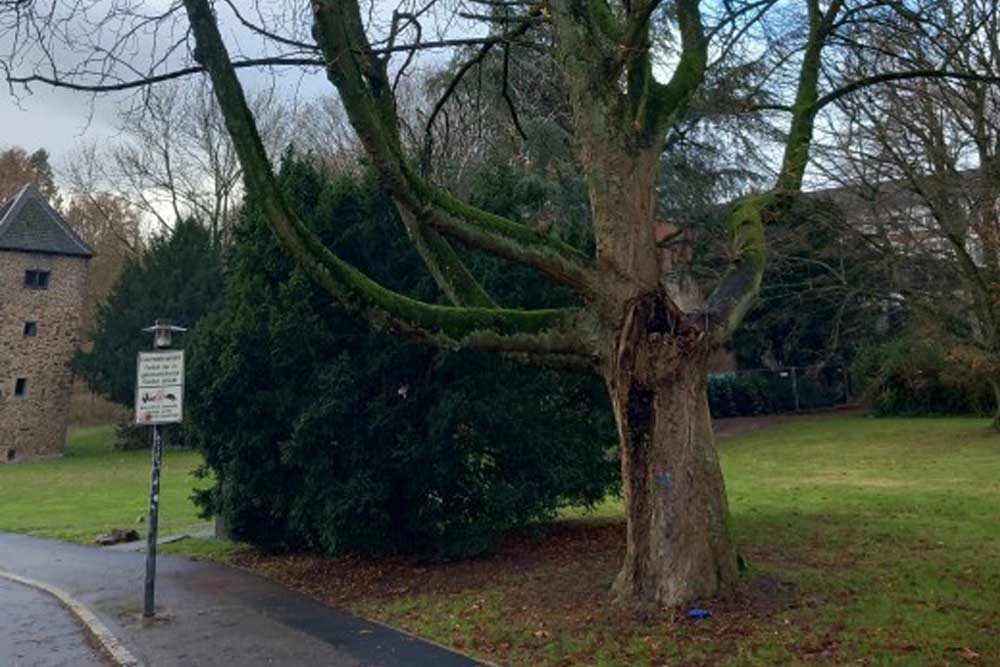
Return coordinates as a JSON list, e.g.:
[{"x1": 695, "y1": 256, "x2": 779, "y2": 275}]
[
  {"x1": 142, "y1": 319, "x2": 187, "y2": 349},
  {"x1": 139, "y1": 319, "x2": 186, "y2": 618}
]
